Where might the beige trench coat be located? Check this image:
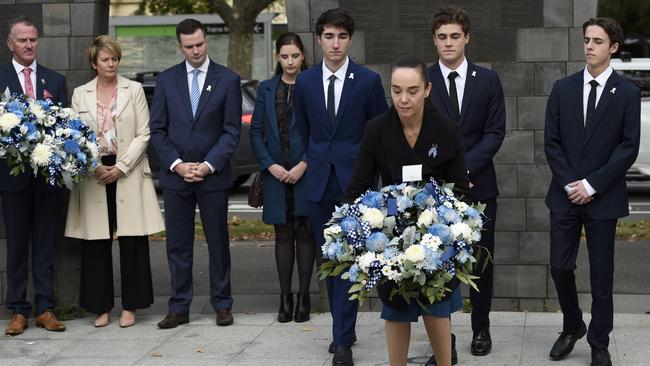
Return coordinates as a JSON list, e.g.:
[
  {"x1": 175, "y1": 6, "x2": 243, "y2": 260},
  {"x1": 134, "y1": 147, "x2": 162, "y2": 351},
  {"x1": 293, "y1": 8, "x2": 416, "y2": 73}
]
[{"x1": 65, "y1": 75, "x2": 165, "y2": 240}]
